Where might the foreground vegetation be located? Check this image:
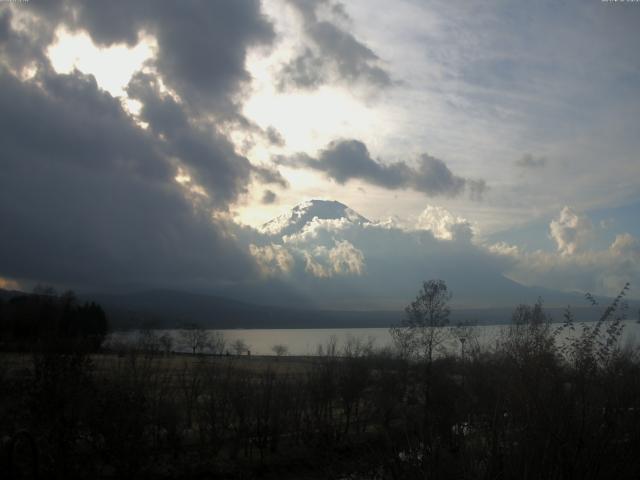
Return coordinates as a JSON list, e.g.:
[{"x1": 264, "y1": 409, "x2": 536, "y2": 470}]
[{"x1": 1, "y1": 284, "x2": 640, "y2": 479}]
